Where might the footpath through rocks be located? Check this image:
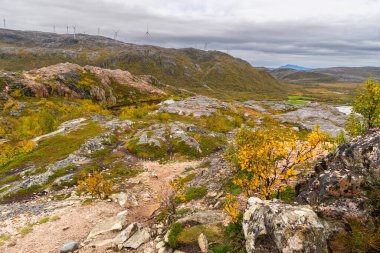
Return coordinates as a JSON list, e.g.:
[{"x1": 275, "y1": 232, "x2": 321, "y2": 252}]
[{"x1": 0, "y1": 160, "x2": 200, "y2": 253}]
